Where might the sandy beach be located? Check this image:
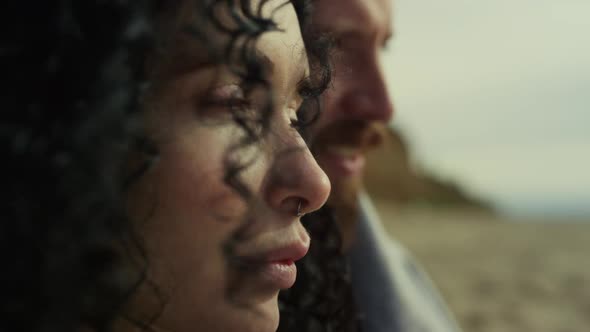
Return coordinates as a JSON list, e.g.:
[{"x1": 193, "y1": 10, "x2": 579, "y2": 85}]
[{"x1": 373, "y1": 199, "x2": 590, "y2": 332}]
